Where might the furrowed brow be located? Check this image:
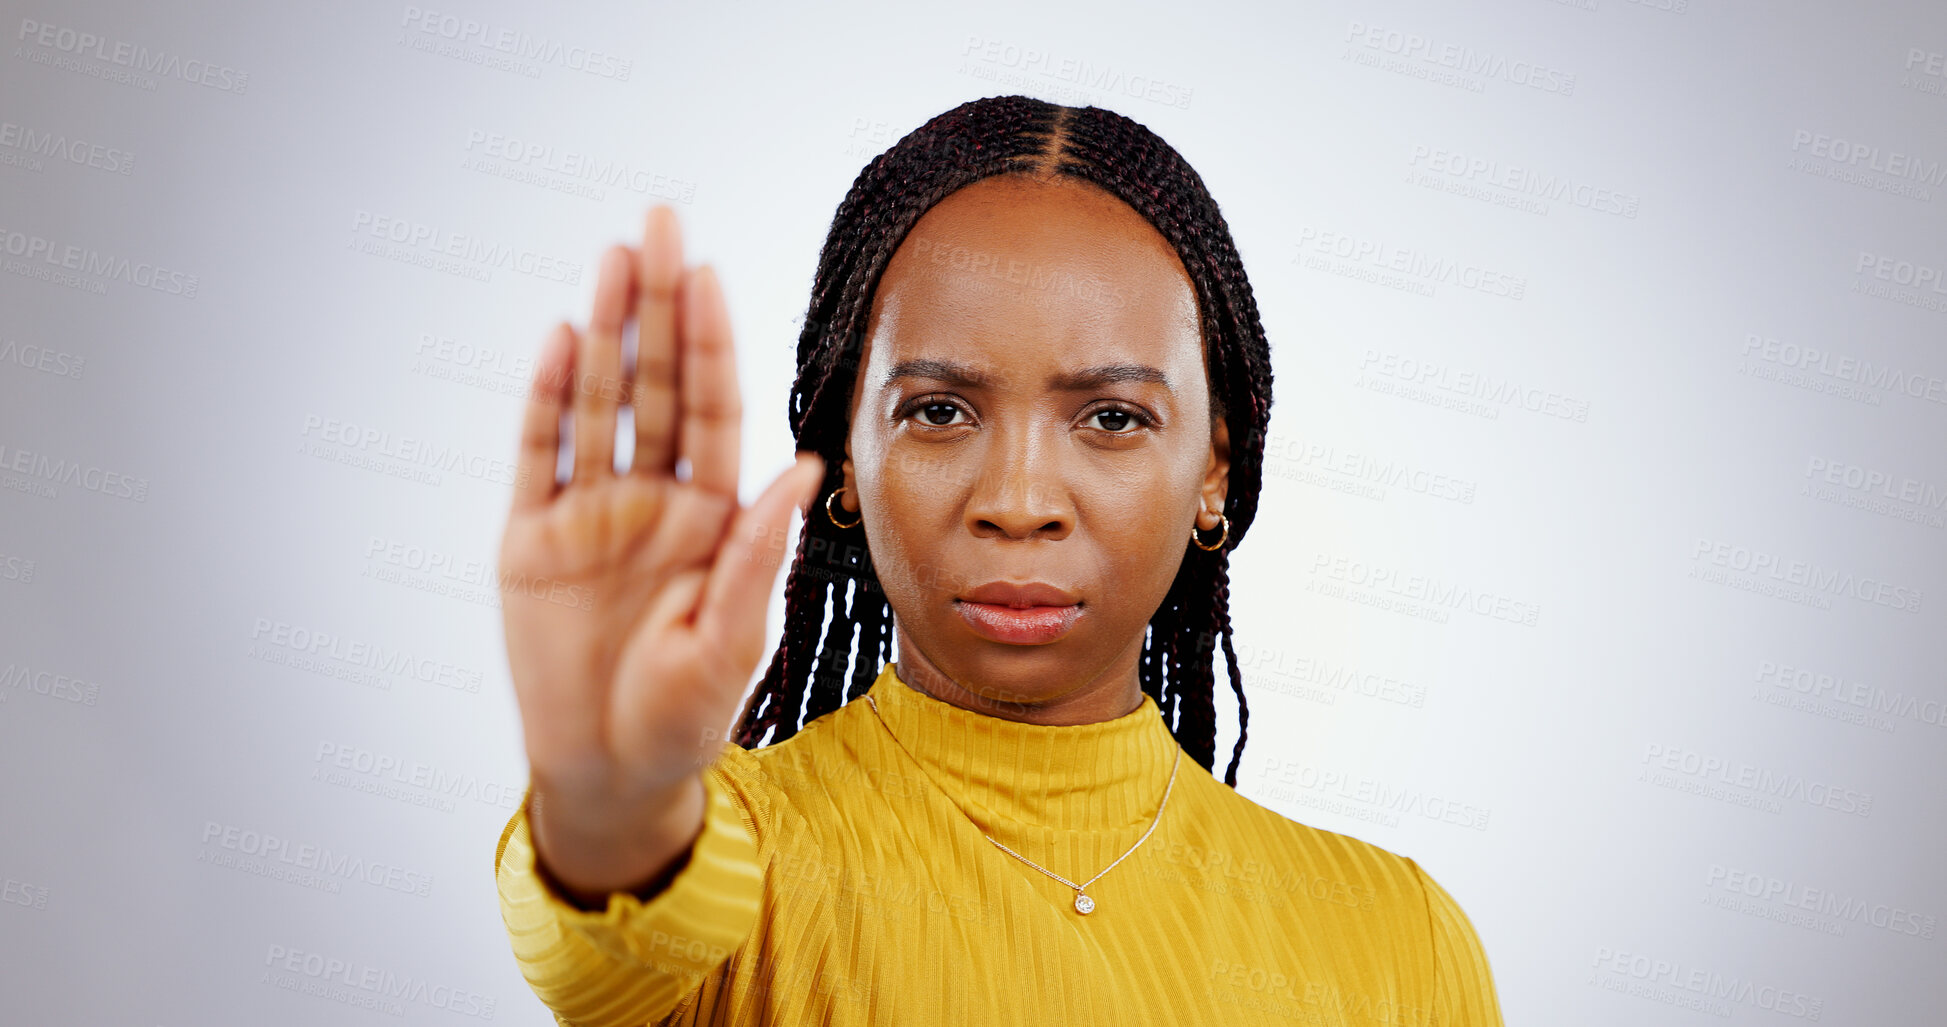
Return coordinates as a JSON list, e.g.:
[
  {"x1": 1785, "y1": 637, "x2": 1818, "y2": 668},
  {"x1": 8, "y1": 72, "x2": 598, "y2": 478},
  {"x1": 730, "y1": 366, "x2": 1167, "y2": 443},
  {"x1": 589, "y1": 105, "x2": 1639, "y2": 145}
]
[
  {"x1": 883, "y1": 359, "x2": 1170, "y2": 392},
  {"x1": 1047, "y1": 364, "x2": 1171, "y2": 391},
  {"x1": 882, "y1": 359, "x2": 998, "y2": 390}
]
